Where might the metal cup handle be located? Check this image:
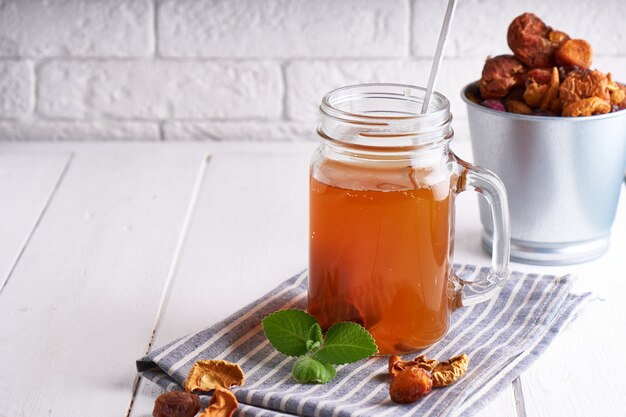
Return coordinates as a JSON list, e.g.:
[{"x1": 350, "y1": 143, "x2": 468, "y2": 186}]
[{"x1": 451, "y1": 155, "x2": 511, "y2": 307}]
